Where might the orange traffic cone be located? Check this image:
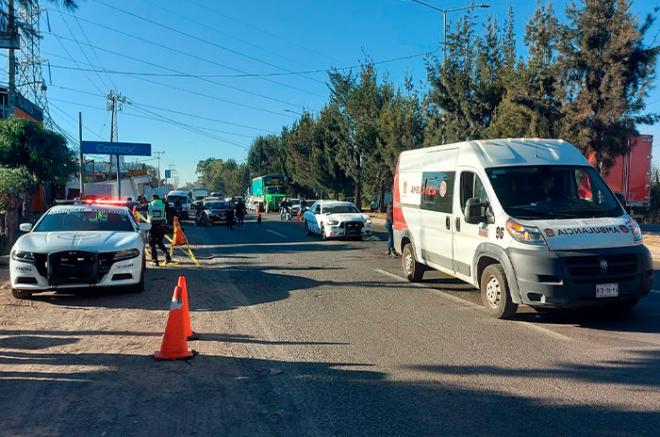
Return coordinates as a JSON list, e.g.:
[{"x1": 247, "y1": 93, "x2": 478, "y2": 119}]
[
  {"x1": 171, "y1": 216, "x2": 188, "y2": 246},
  {"x1": 177, "y1": 276, "x2": 198, "y2": 340},
  {"x1": 296, "y1": 210, "x2": 302, "y2": 224},
  {"x1": 154, "y1": 285, "x2": 194, "y2": 360}
]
